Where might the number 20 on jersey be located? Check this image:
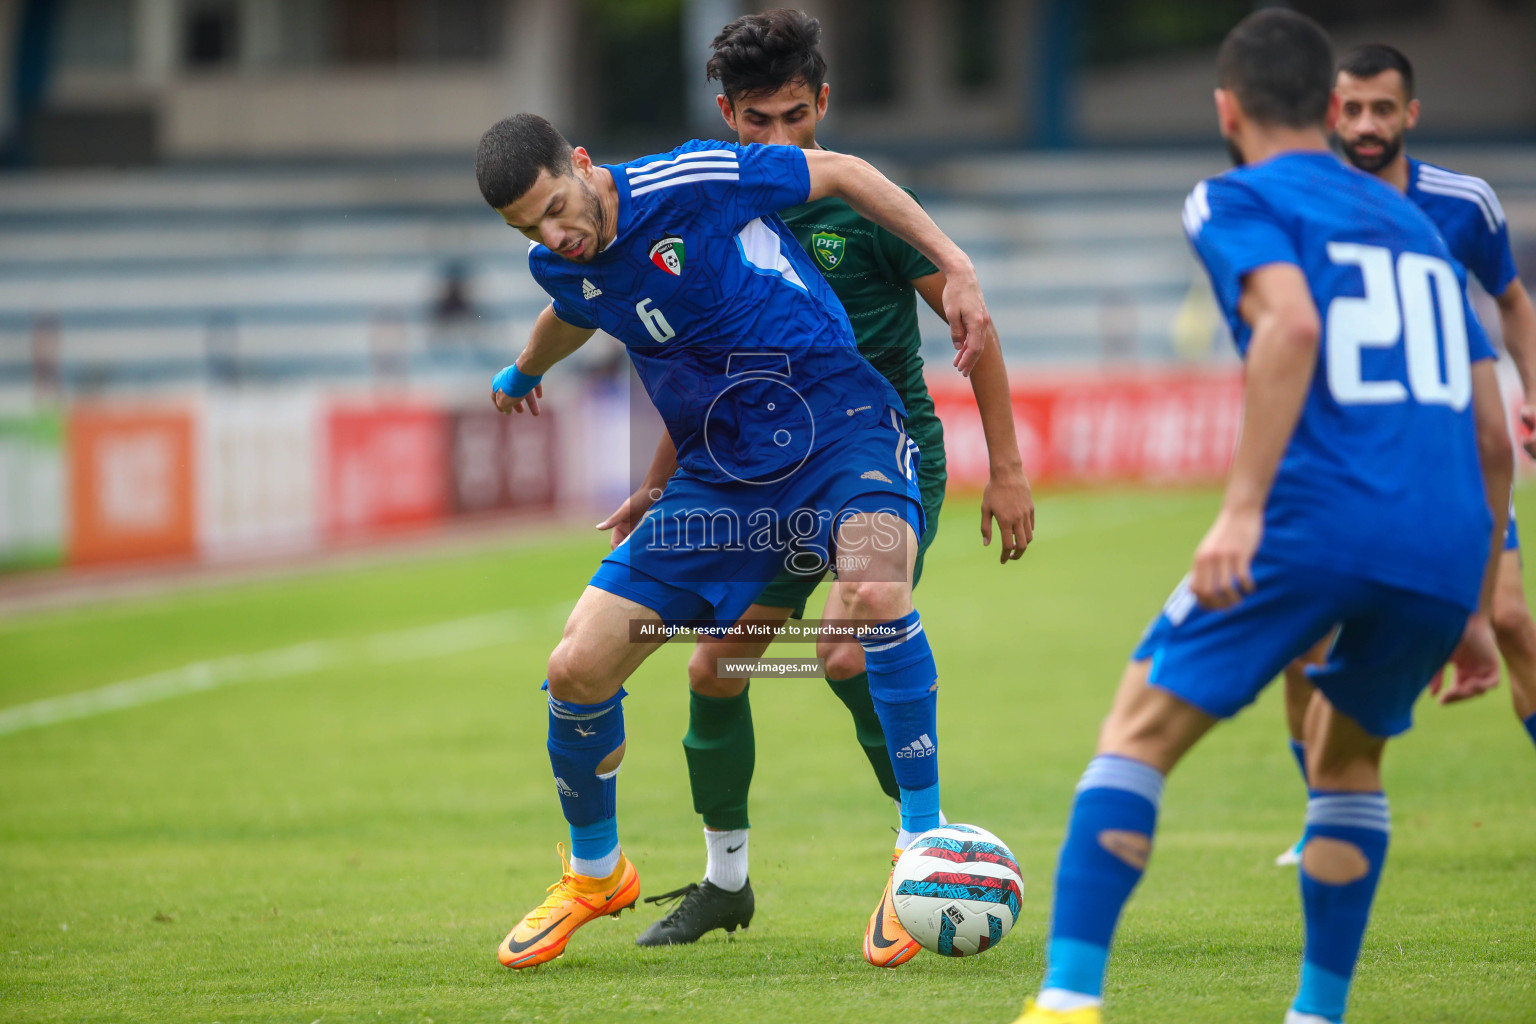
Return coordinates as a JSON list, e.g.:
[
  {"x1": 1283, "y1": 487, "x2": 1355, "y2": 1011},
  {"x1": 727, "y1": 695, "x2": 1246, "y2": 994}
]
[{"x1": 1325, "y1": 242, "x2": 1471, "y2": 410}]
